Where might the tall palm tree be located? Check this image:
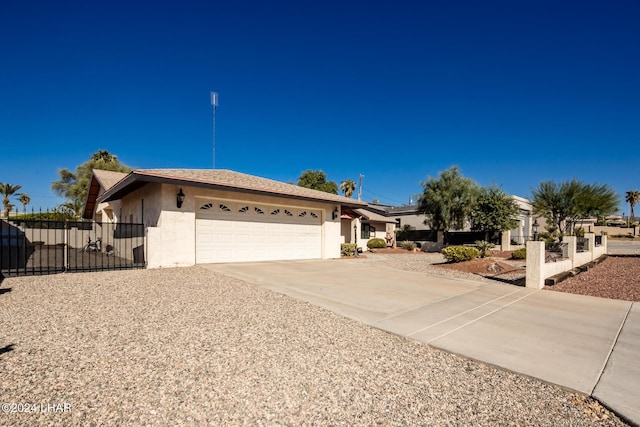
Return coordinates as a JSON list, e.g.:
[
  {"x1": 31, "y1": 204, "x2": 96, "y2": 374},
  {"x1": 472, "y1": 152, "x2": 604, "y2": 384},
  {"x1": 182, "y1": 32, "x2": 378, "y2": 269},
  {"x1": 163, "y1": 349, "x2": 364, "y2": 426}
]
[
  {"x1": 340, "y1": 179, "x2": 357, "y2": 198},
  {"x1": 626, "y1": 190, "x2": 640, "y2": 222},
  {"x1": 0, "y1": 183, "x2": 22, "y2": 217},
  {"x1": 91, "y1": 150, "x2": 117, "y2": 163},
  {"x1": 18, "y1": 193, "x2": 31, "y2": 214}
]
